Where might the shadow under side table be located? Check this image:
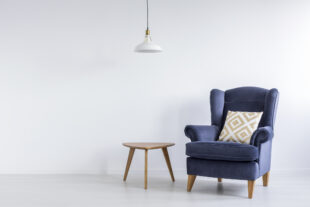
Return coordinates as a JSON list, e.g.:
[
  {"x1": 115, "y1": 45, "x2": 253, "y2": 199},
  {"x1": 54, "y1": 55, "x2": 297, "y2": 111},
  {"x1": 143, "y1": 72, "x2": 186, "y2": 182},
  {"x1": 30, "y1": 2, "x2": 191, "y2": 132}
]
[{"x1": 122, "y1": 142, "x2": 175, "y2": 189}]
